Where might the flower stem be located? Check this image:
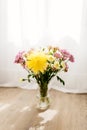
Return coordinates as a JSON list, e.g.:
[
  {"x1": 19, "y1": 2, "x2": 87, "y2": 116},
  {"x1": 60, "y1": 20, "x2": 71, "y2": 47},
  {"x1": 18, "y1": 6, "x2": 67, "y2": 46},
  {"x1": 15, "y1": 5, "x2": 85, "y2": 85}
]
[{"x1": 39, "y1": 83, "x2": 48, "y2": 97}]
